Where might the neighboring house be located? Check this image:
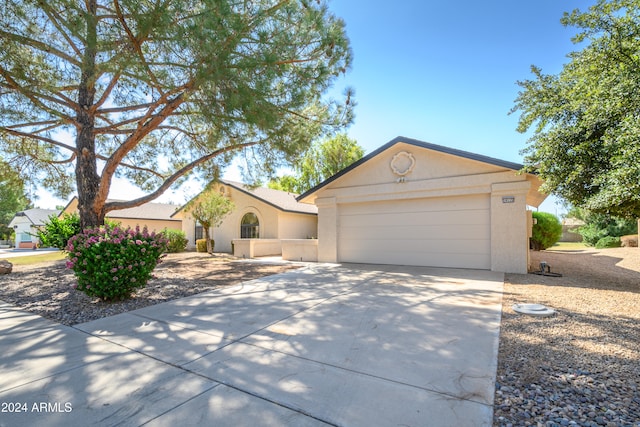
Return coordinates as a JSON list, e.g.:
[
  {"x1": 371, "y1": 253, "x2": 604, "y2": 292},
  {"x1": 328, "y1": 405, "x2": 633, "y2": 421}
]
[
  {"x1": 171, "y1": 180, "x2": 318, "y2": 254},
  {"x1": 560, "y1": 217, "x2": 585, "y2": 242},
  {"x1": 8, "y1": 208, "x2": 61, "y2": 248},
  {"x1": 297, "y1": 136, "x2": 548, "y2": 274},
  {"x1": 62, "y1": 198, "x2": 182, "y2": 232}
]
